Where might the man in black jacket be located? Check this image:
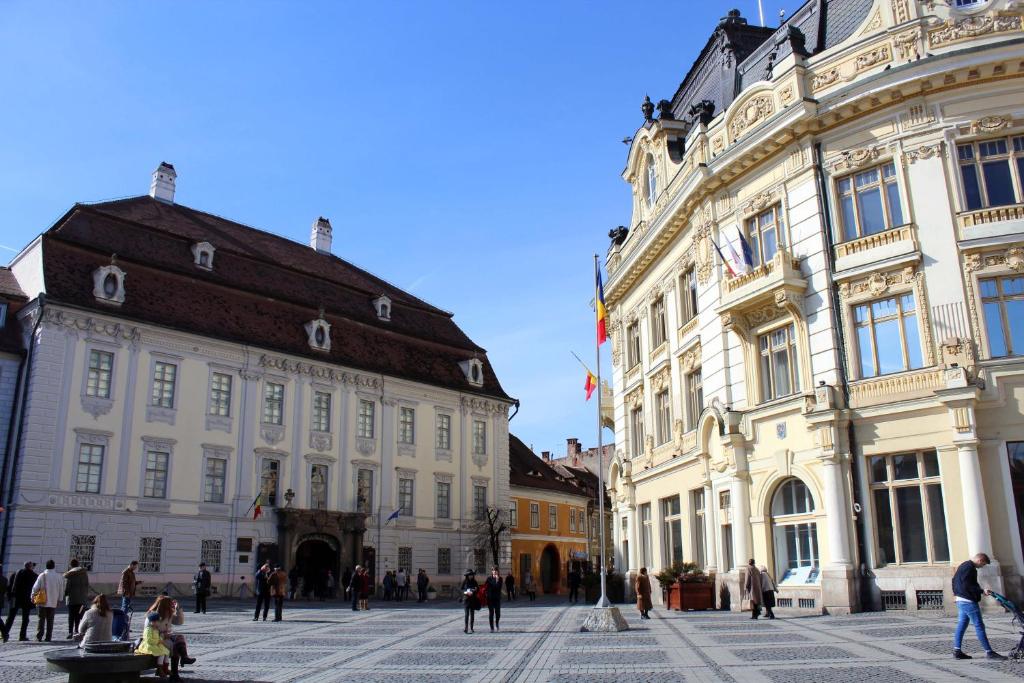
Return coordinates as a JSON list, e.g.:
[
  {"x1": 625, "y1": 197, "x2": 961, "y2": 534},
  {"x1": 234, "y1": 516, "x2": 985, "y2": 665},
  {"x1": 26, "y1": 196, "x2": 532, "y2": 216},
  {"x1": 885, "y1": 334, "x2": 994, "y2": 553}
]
[
  {"x1": 253, "y1": 562, "x2": 272, "y2": 622},
  {"x1": 952, "y1": 553, "x2": 1006, "y2": 660},
  {"x1": 193, "y1": 562, "x2": 212, "y2": 614},
  {"x1": 3, "y1": 561, "x2": 37, "y2": 642}
]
